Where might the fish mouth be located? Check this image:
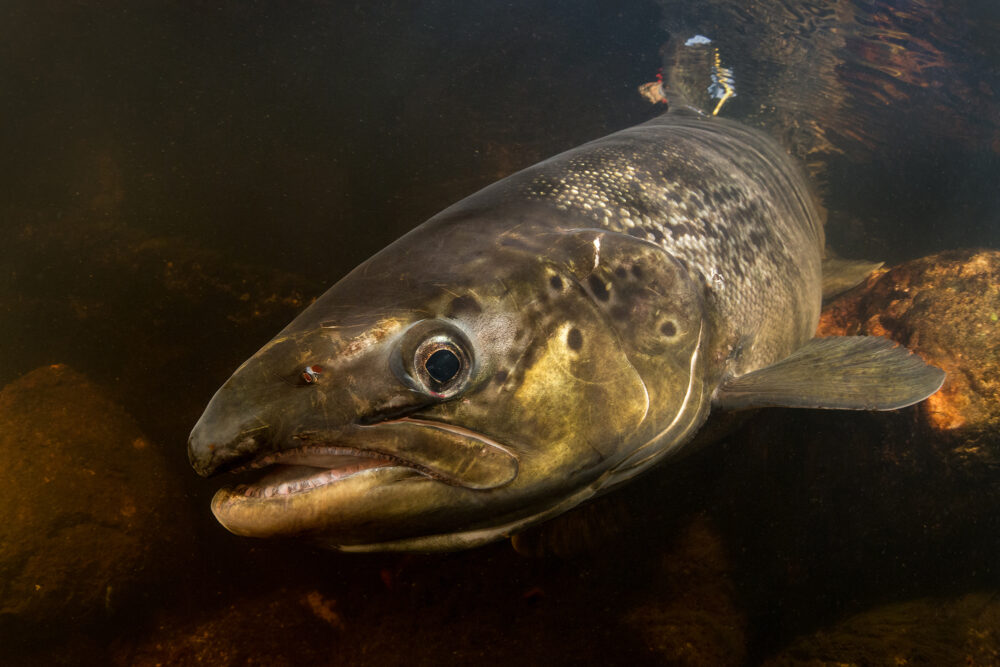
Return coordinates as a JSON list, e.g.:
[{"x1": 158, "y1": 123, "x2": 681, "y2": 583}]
[
  {"x1": 207, "y1": 418, "x2": 520, "y2": 541},
  {"x1": 224, "y1": 445, "x2": 418, "y2": 500},
  {"x1": 214, "y1": 417, "x2": 519, "y2": 500}
]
